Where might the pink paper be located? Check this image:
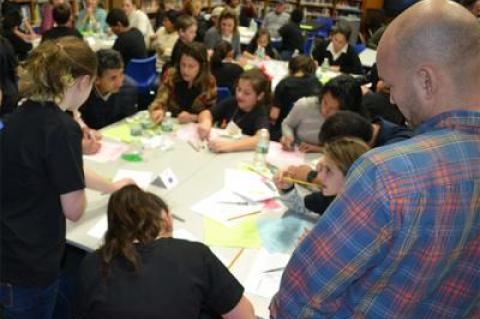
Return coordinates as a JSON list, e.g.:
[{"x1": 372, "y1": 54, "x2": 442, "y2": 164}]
[
  {"x1": 83, "y1": 140, "x2": 129, "y2": 163},
  {"x1": 266, "y1": 142, "x2": 305, "y2": 169}
]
